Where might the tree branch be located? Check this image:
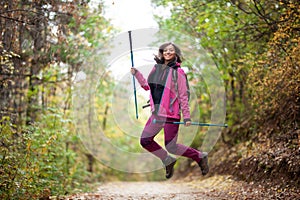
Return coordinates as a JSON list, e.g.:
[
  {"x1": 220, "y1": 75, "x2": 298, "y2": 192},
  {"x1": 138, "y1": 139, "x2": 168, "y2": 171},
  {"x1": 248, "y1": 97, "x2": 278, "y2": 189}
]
[
  {"x1": 0, "y1": 14, "x2": 34, "y2": 25},
  {"x1": 0, "y1": 9, "x2": 43, "y2": 15}
]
